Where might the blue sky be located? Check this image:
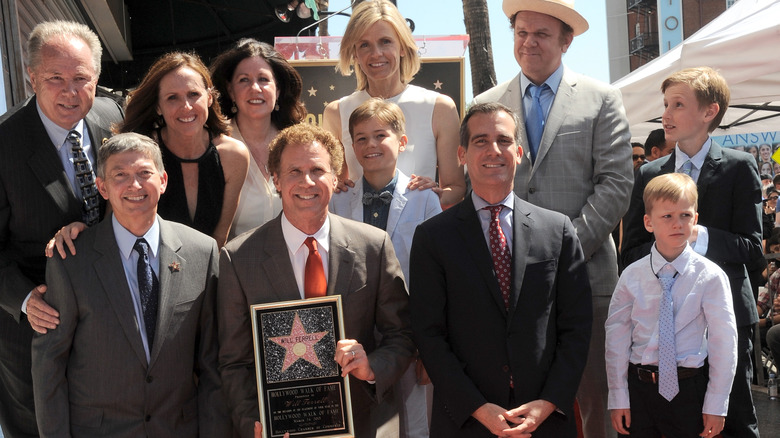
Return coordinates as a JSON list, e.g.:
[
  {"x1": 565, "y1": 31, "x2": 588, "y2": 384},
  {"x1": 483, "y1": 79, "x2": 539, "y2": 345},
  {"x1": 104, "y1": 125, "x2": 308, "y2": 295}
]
[{"x1": 326, "y1": 0, "x2": 610, "y2": 102}]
